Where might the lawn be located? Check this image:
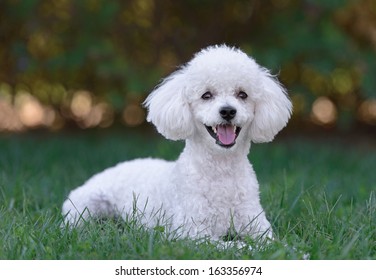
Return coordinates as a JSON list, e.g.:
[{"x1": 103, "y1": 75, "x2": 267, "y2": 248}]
[{"x1": 0, "y1": 129, "x2": 375, "y2": 259}]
